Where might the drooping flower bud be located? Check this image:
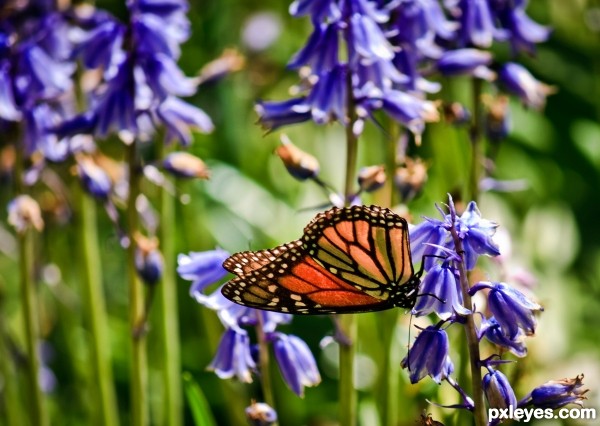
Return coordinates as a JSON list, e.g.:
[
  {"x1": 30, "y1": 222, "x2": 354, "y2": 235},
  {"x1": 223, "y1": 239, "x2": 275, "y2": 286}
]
[
  {"x1": 529, "y1": 374, "x2": 588, "y2": 409},
  {"x1": 437, "y1": 49, "x2": 495, "y2": 81},
  {"x1": 8, "y1": 195, "x2": 44, "y2": 233},
  {"x1": 245, "y1": 401, "x2": 278, "y2": 426},
  {"x1": 484, "y1": 95, "x2": 512, "y2": 142},
  {"x1": 499, "y1": 63, "x2": 556, "y2": 110},
  {"x1": 394, "y1": 158, "x2": 428, "y2": 202},
  {"x1": 357, "y1": 165, "x2": 386, "y2": 193},
  {"x1": 163, "y1": 152, "x2": 210, "y2": 179},
  {"x1": 483, "y1": 369, "x2": 517, "y2": 410},
  {"x1": 134, "y1": 235, "x2": 163, "y2": 286},
  {"x1": 275, "y1": 134, "x2": 319, "y2": 181},
  {"x1": 77, "y1": 156, "x2": 112, "y2": 199},
  {"x1": 443, "y1": 102, "x2": 471, "y2": 126},
  {"x1": 401, "y1": 325, "x2": 454, "y2": 384}
]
